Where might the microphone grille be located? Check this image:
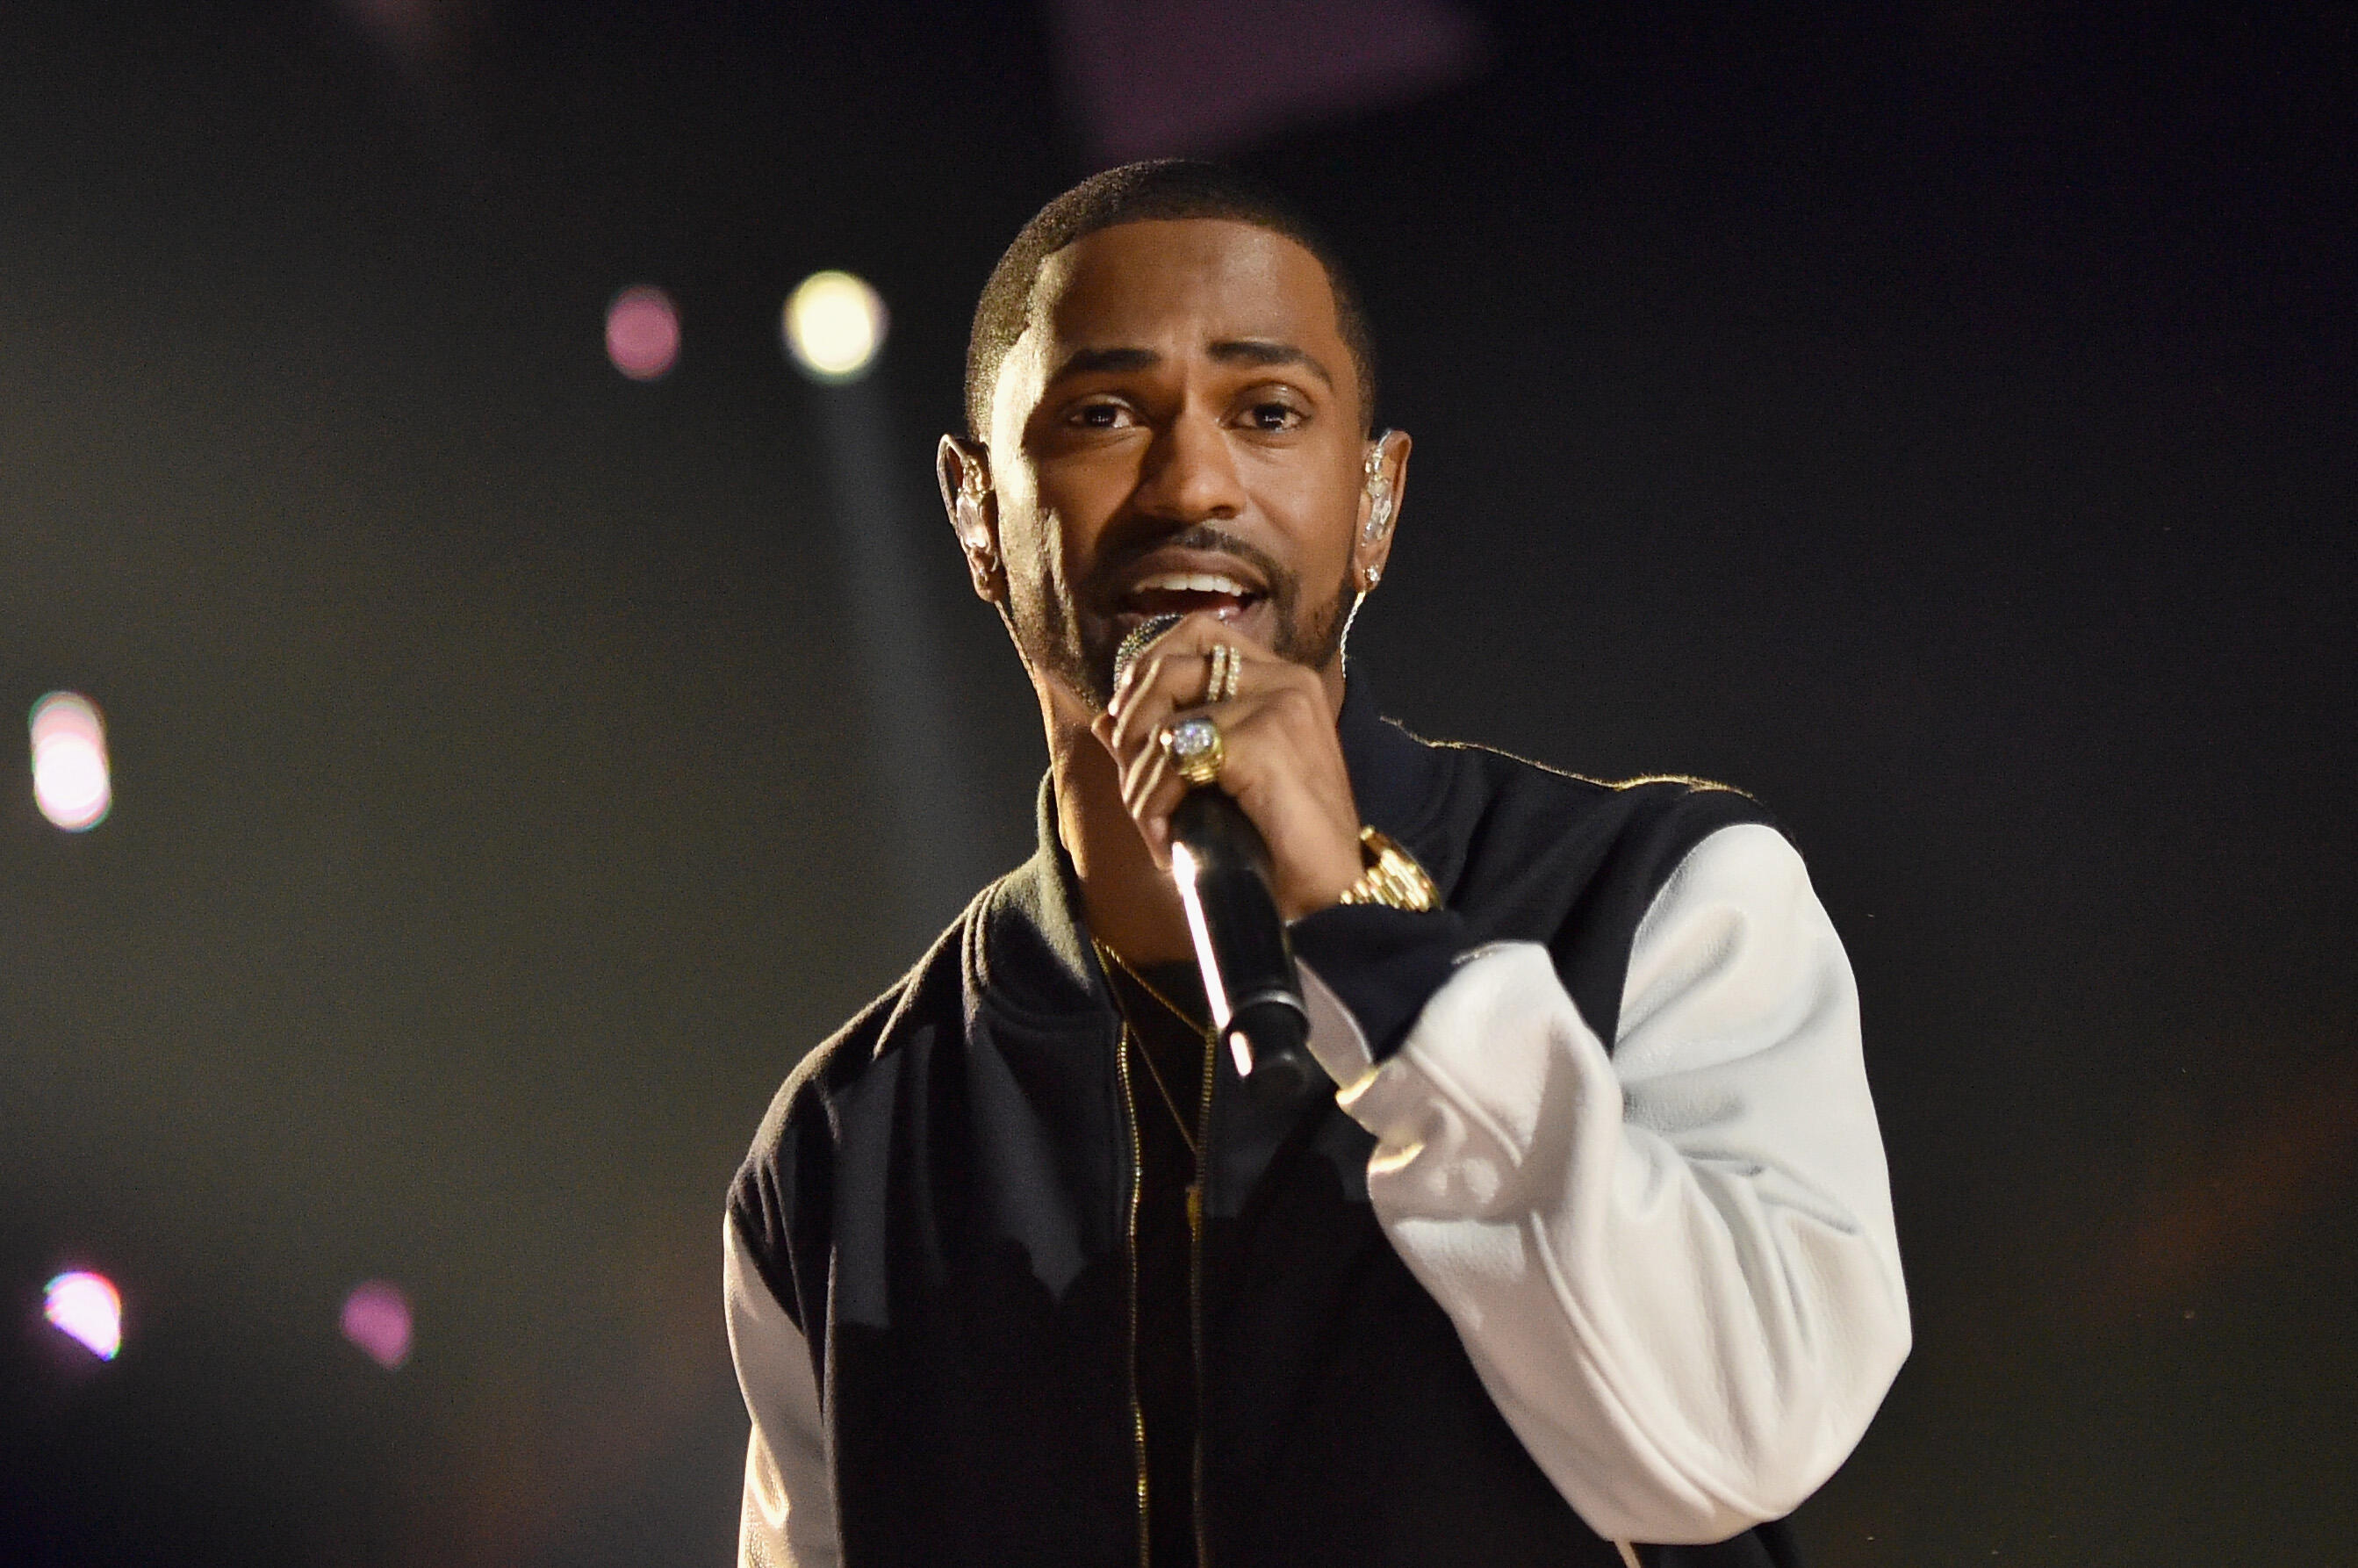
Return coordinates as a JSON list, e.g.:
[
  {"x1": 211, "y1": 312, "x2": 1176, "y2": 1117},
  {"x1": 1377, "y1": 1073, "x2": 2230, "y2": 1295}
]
[{"x1": 1112, "y1": 614, "x2": 1184, "y2": 694}]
